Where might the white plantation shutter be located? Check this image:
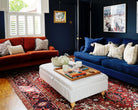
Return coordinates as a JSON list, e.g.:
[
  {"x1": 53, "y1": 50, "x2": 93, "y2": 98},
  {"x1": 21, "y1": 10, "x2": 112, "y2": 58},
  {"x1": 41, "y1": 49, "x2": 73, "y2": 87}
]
[
  {"x1": 27, "y1": 16, "x2": 34, "y2": 35},
  {"x1": 18, "y1": 16, "x2": 25, "y2": 35},
  {"x1": 10, "y1": 15, "x2": 17, "y2": 35},
  {"x1": 35, "y1": 16, "x2": 41, "y2": 34}
]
